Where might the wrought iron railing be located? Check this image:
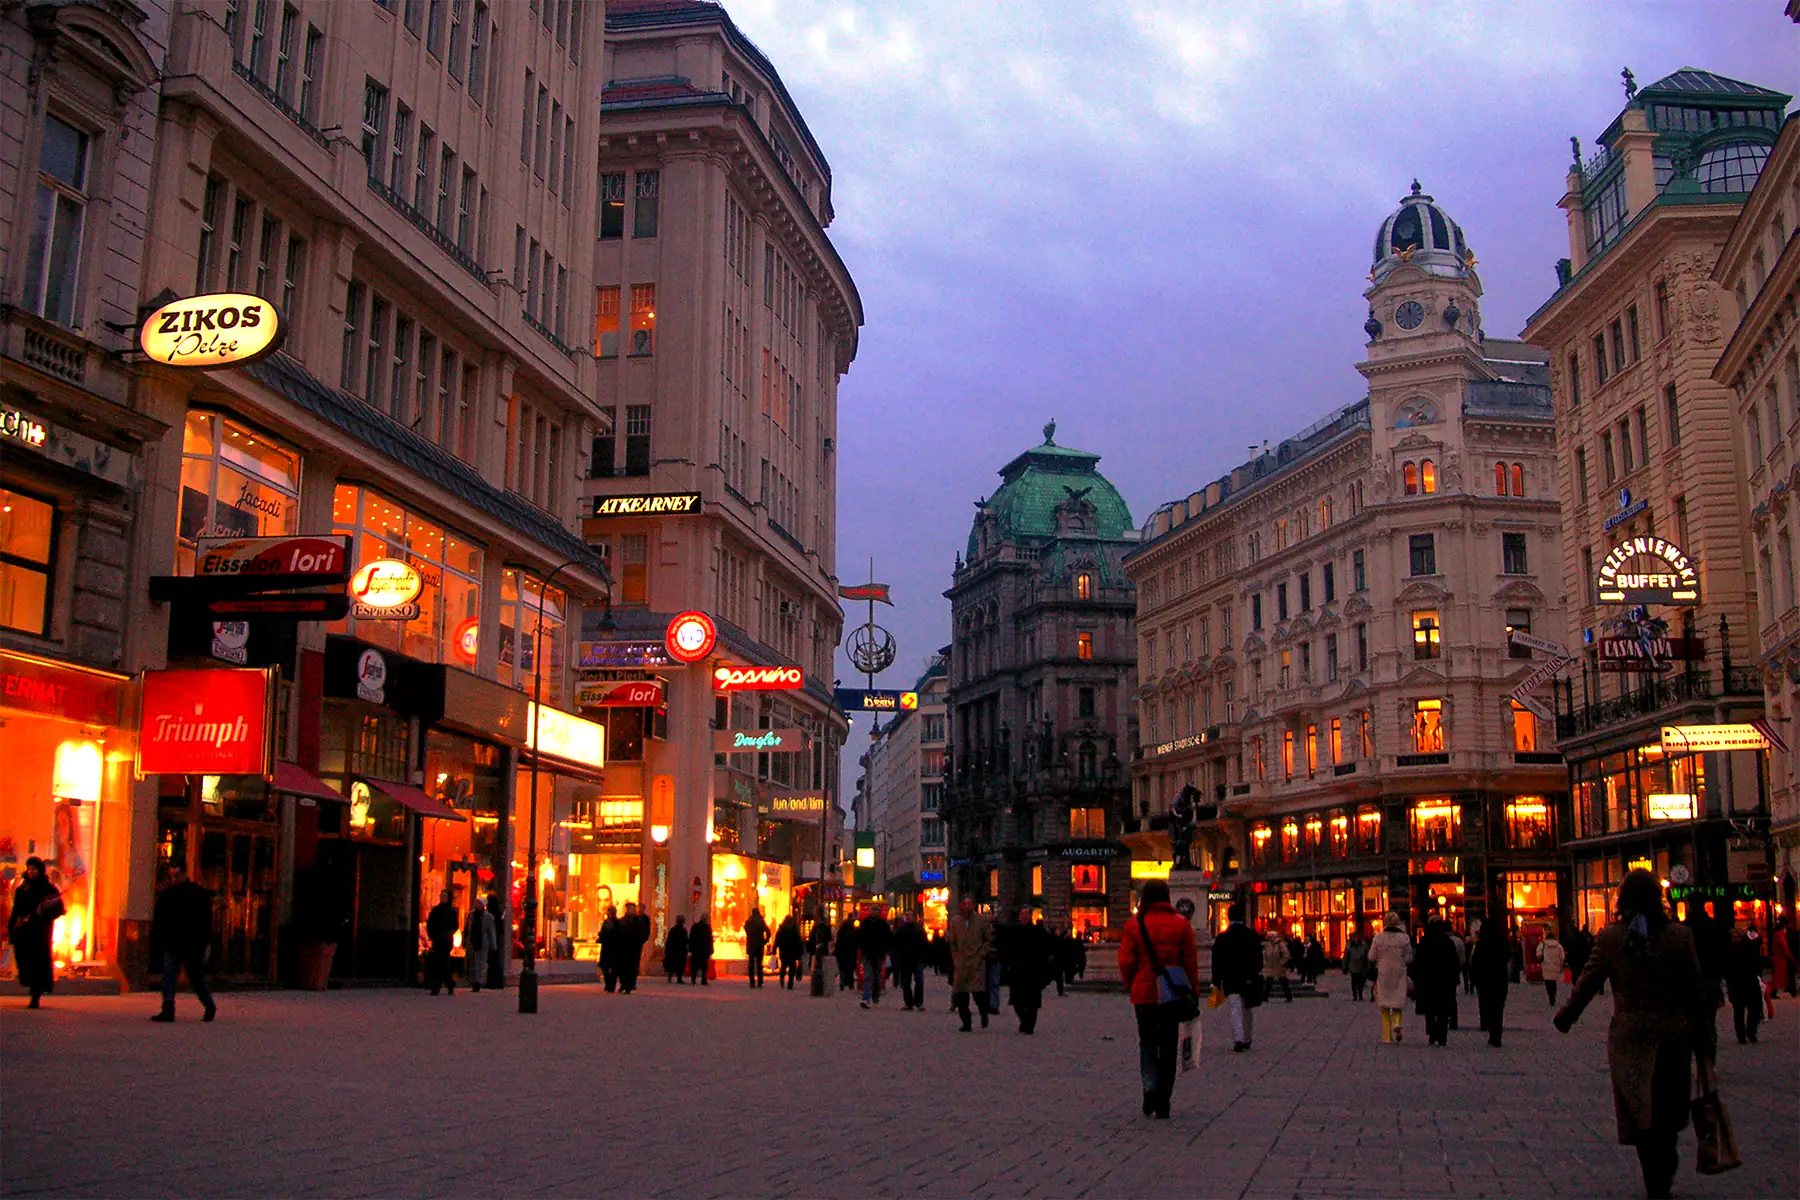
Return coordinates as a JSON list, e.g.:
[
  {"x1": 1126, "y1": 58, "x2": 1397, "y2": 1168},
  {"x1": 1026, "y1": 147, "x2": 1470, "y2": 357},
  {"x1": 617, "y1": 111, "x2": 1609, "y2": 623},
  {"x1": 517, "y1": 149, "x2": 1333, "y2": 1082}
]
[
  {"x1": 232, "y1": 60, "x2": 332, "y2": 149},
  {"x1": 366, "y1": 177, "x2": 487, "y2": 284}
]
